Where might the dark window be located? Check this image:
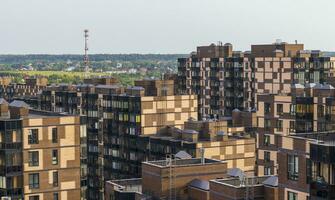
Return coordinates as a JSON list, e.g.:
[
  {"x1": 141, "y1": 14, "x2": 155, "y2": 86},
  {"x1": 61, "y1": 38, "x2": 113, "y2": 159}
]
[
  {"x1": 53, "y1": 193, "x2": 59, "y2": 200},
  {"x1": 29, "y1": 173, "x2": 39, "y2": 189},
  {"x1": 277, "y1": 120, "x2": 283, "y2": 132},
  {"x1": 29, "y1": 195, "x2": 40, "y2": 200},
  {"x1": 52, "y1": 128, "x2": 58, "y2": 143},
  {"x1": 277, "y1": 104, "x2": 283, "y2": 115},
  {"x1": 288, "y1": 154, "x2": 299, "y2": 181},
  {"x1": 264, "y1": 151, "x2": 271, "y2": 162},
  {"x1": 52, "y1": 149, "x2": 58, "y2": 165},
  {"x1": 28, "y1": 129, "x2": 39, "y2": 144},
  {"x1": 265, "y1": 103, "x2": 271, "y2": 114},
  {"x1": 28, "y1": 151, "x2": 39, "y2": 166},
  {"x1": 53, "y1": 171, "x2": 58, "y2": 187},
  {"x1": 288, "y1": 191, "x2": 297, "y2": 200},
  {"x1": 318, "y1": 105, "x2": 324, "y2": 117}
]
